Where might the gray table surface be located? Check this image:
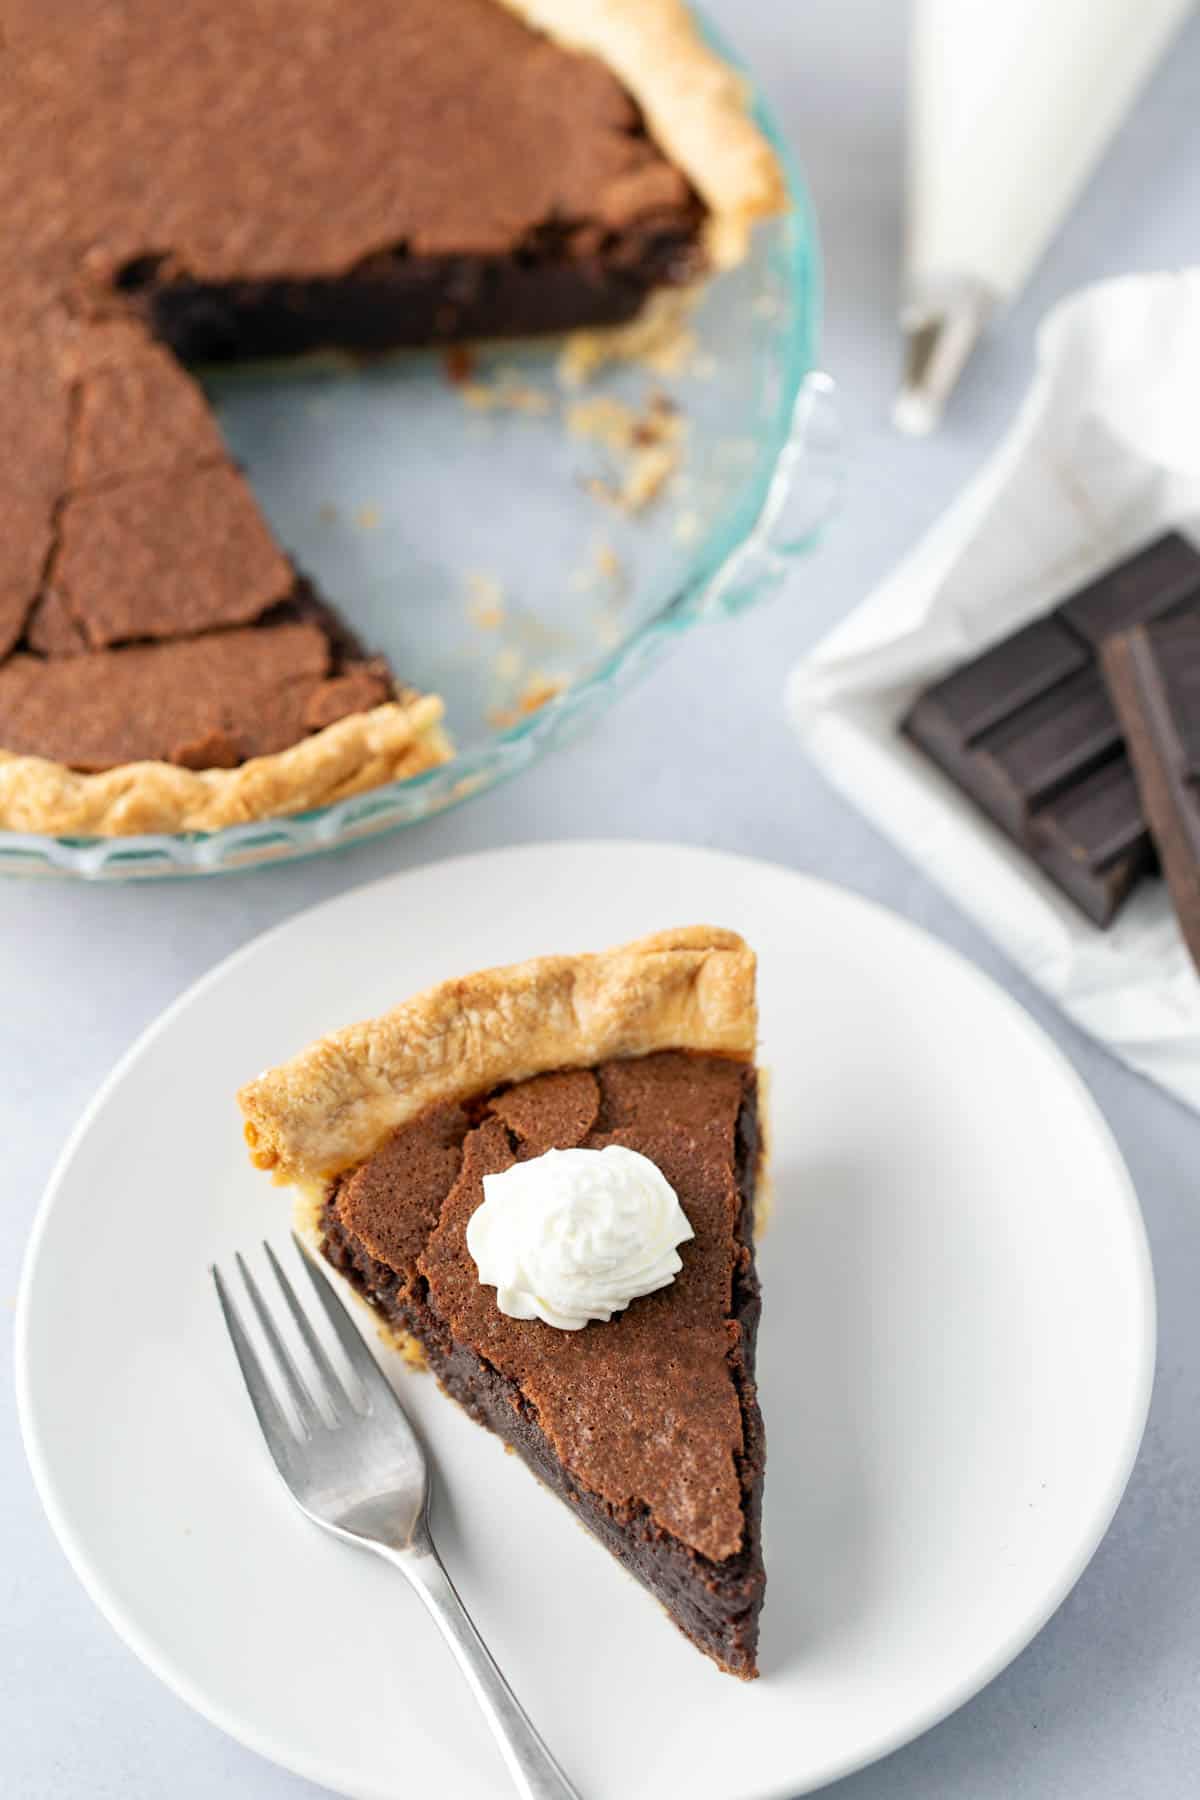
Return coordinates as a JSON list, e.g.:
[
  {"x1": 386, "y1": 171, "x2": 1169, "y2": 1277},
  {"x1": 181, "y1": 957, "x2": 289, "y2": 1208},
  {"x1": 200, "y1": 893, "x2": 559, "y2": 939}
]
[{"x1": 6, "y1": 4, "x2": 1200, "y2": 1795}]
